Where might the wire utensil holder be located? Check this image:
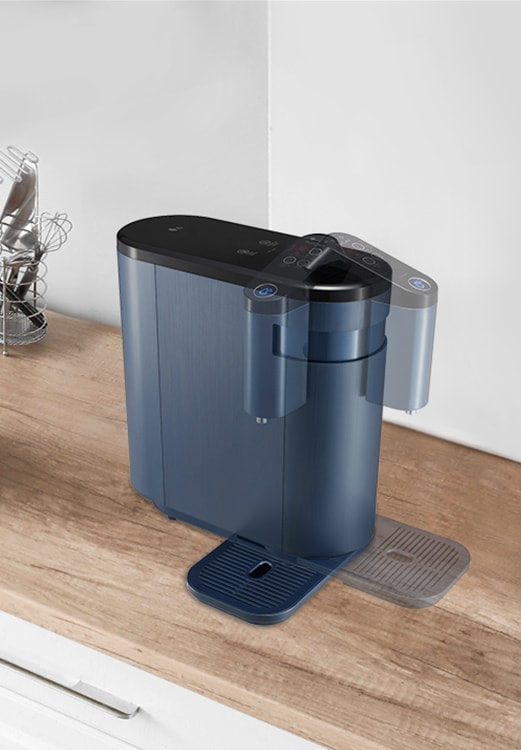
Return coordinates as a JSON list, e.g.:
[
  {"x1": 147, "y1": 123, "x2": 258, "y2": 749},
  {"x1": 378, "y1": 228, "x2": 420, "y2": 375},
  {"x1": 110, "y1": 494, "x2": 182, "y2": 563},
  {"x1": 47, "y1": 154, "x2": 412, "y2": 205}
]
[{"x1": 0, "y1": 147, "x2": 71, "y2": 355}]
